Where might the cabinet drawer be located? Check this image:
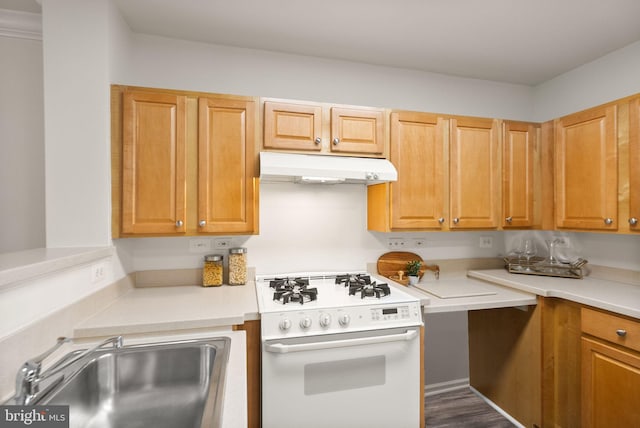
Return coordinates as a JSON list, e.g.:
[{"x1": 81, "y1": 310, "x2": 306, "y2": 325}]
[{"x1": 581, "y1": 307, "x2": 640, "y2": 353}]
